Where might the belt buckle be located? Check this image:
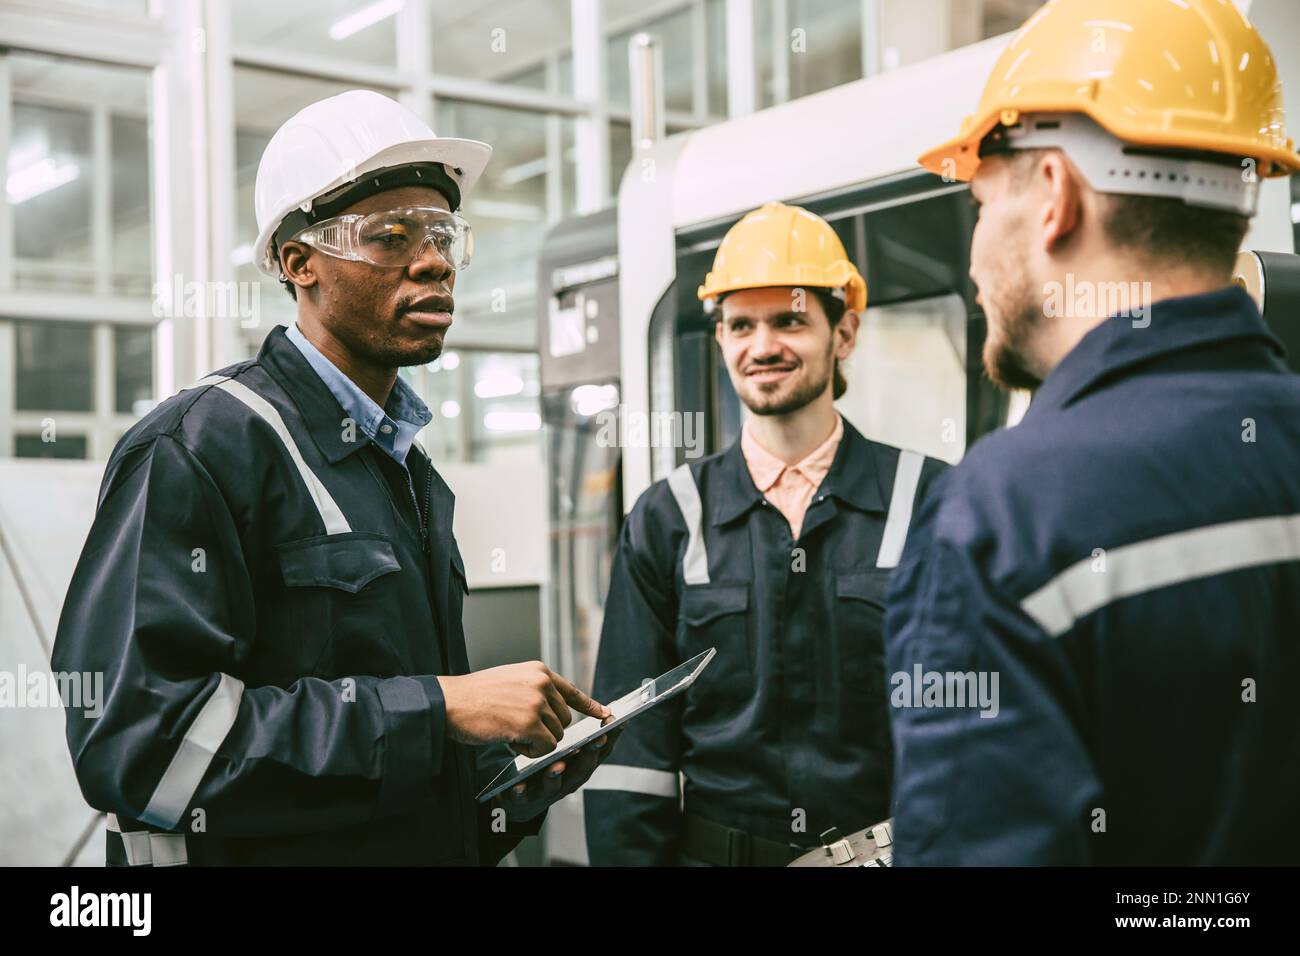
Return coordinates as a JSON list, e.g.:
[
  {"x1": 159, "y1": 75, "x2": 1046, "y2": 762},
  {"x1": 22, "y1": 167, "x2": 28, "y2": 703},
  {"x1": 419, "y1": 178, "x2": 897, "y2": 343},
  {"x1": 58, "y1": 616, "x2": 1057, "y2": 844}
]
[{"x1": 726, "y1": 828, "x2": 750, "y2": 866}]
